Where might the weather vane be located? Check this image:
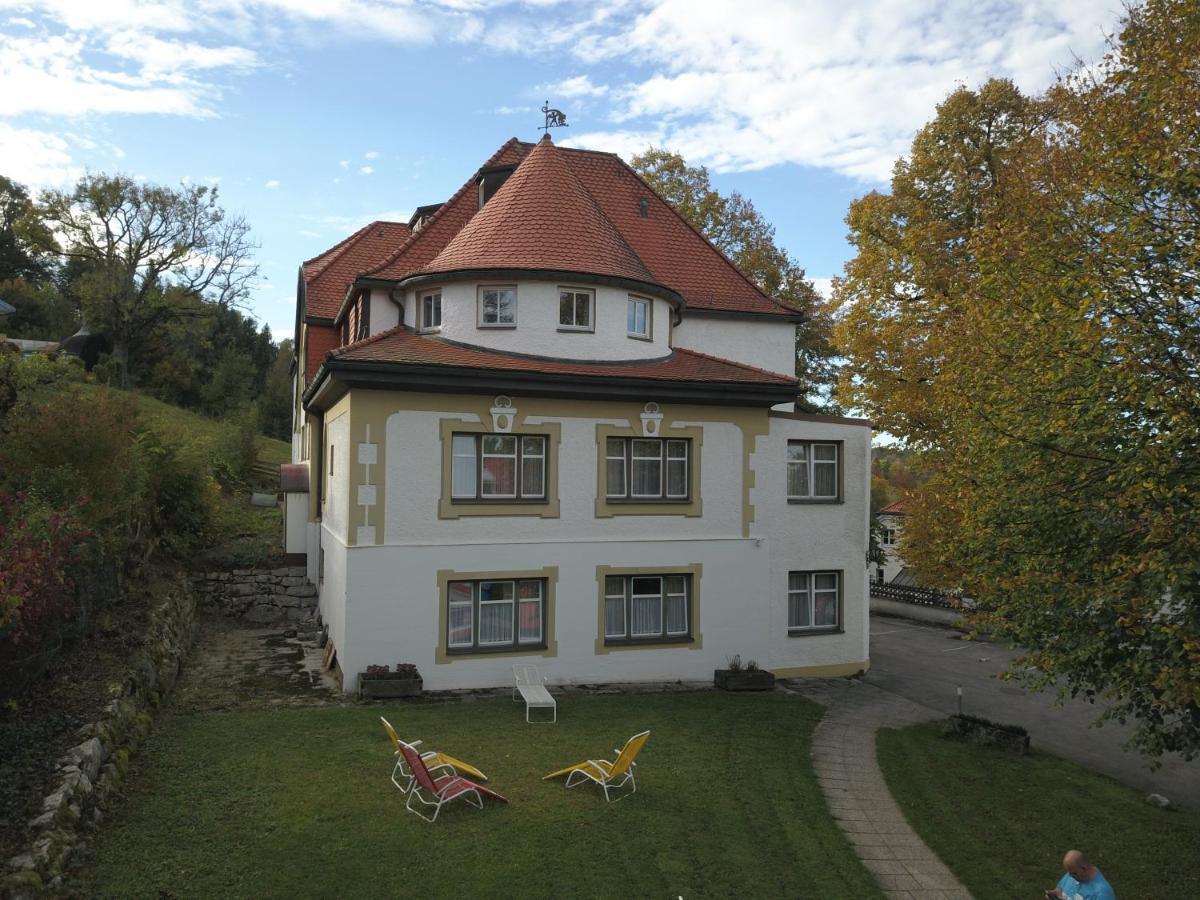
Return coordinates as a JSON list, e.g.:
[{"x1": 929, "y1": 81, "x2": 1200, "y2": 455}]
[{"x1": 539, "y1": 101, "x2": 568, "y2": 133}]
